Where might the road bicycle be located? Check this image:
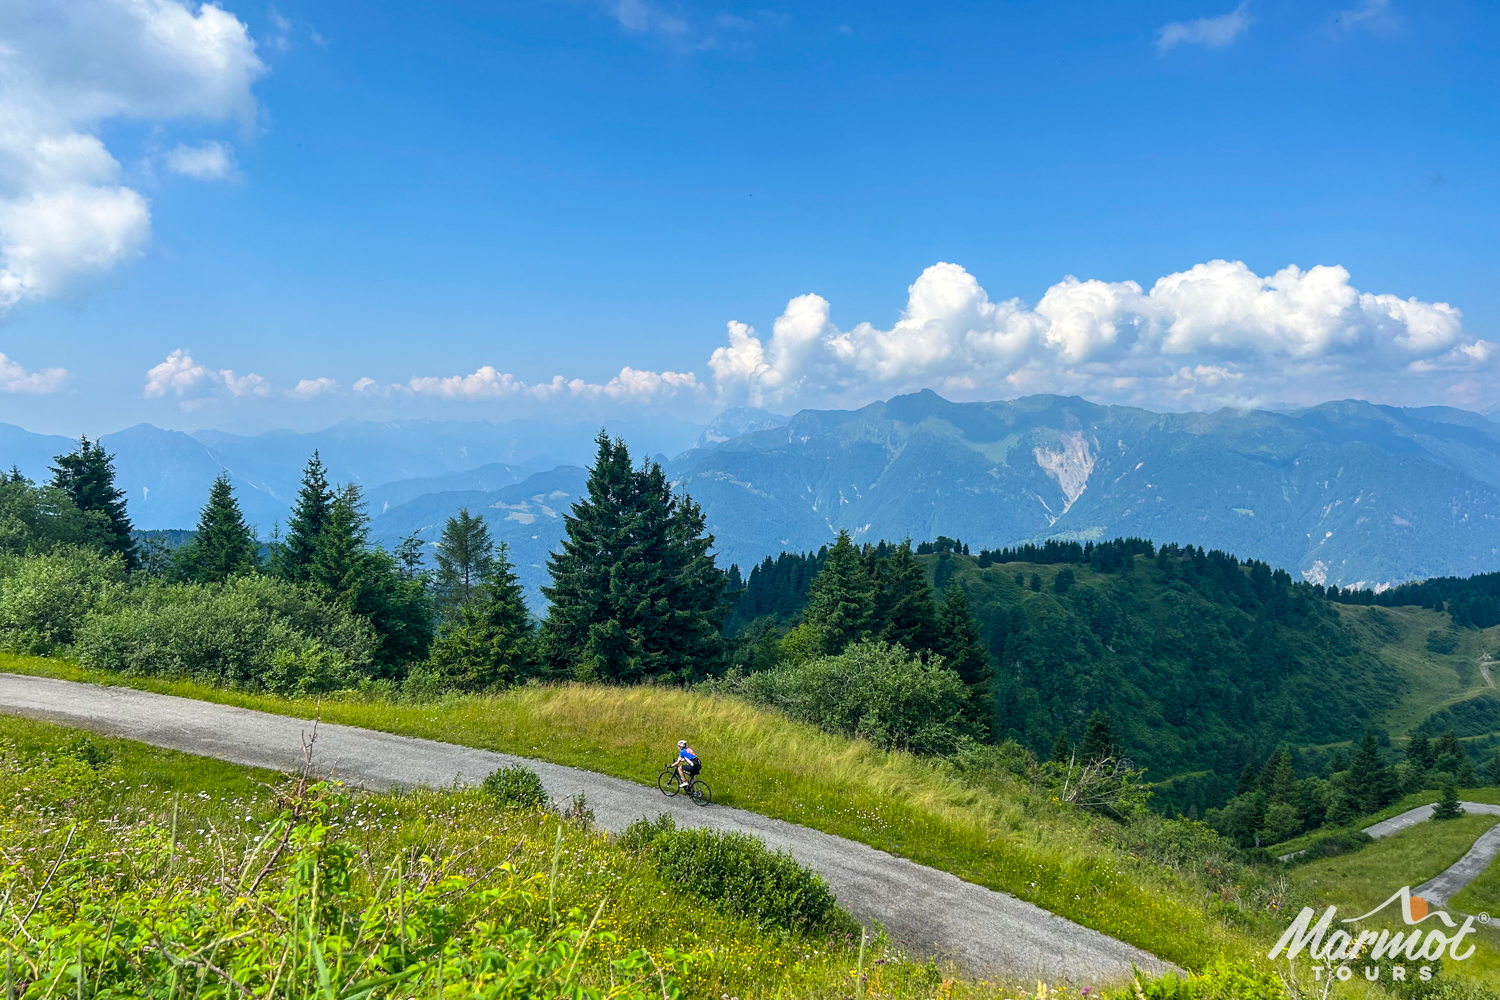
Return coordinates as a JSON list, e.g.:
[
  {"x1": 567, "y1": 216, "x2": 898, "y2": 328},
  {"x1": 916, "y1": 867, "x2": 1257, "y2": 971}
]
[{"x1": 657, "y1": 764, "x2": 712, "y2": 807}]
